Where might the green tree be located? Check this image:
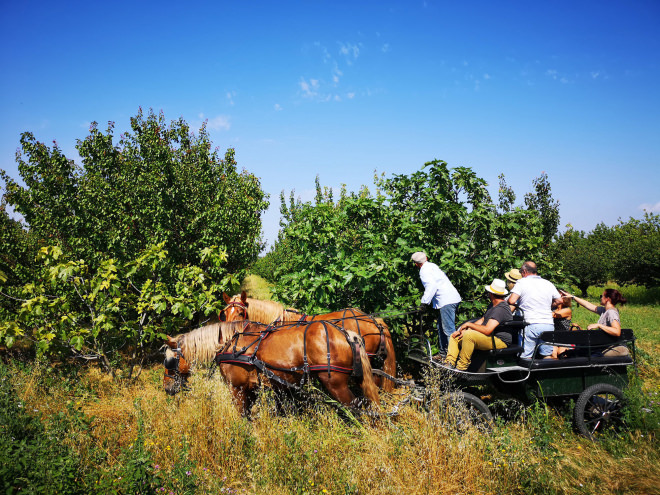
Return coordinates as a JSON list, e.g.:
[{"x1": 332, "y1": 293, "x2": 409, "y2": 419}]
[
  {"x1": 267, "y1": 160, "x2": 559, "y2": 336},
  {"x1": 609, "y1": 213, "x2": 660, "y2": 287},
  {"x1": 0, "y1": 243, "x2": 232, "y2": 378},
  {"x1": 524, "y1": 172, "x2": 560, "y2": 246},
  {"x1": 550, "y1": 226, "x2": 610, "y2": 295},
  {"x1": 1, "y1": 108, "x2": 269, "y2": 276}
]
